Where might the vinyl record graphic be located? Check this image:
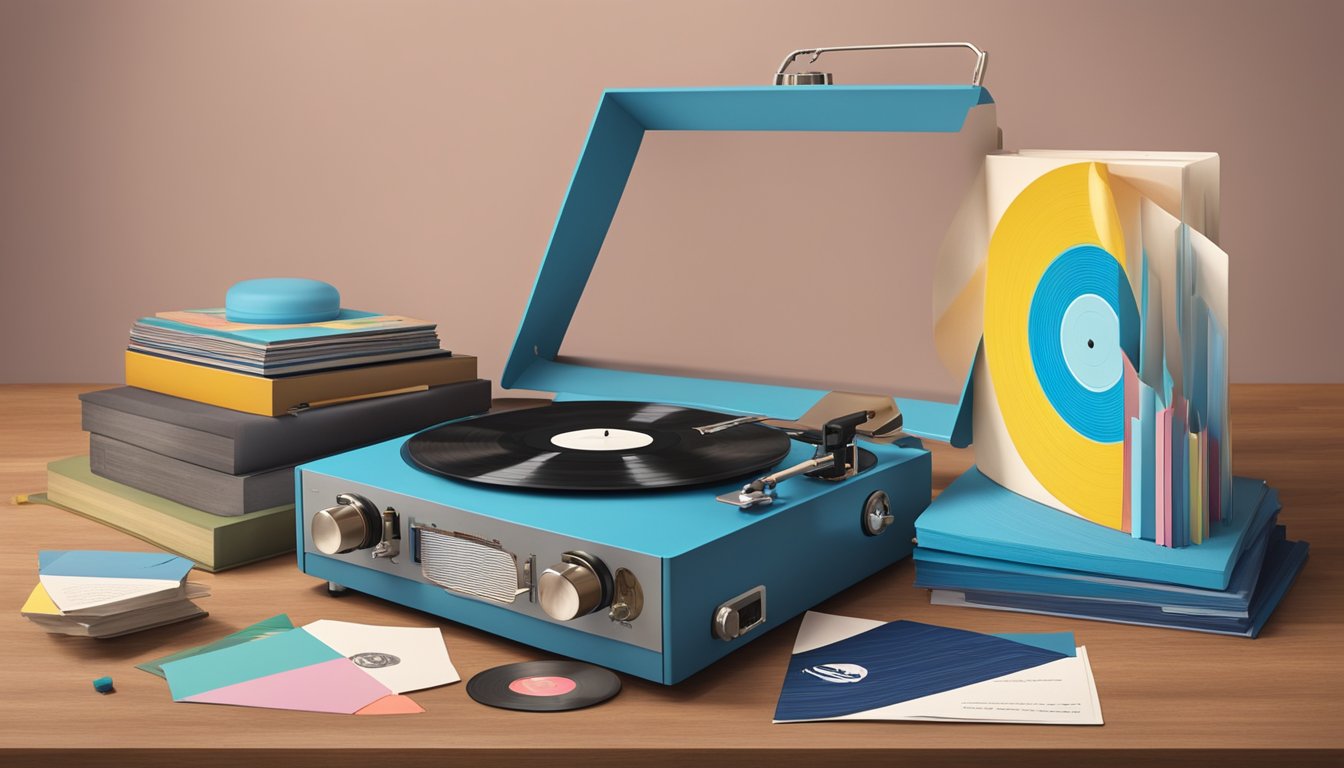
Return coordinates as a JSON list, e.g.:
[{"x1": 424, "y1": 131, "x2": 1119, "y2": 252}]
[
  {"x1": 404, "y1": 401, "x2": 792, "y2": 491},
  {"x1": 983, "y1": 162, "x2": 1140, "y2": 531},
  {"x1": 467, "y1": 660, "x2": 621, "y2": 712}
]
